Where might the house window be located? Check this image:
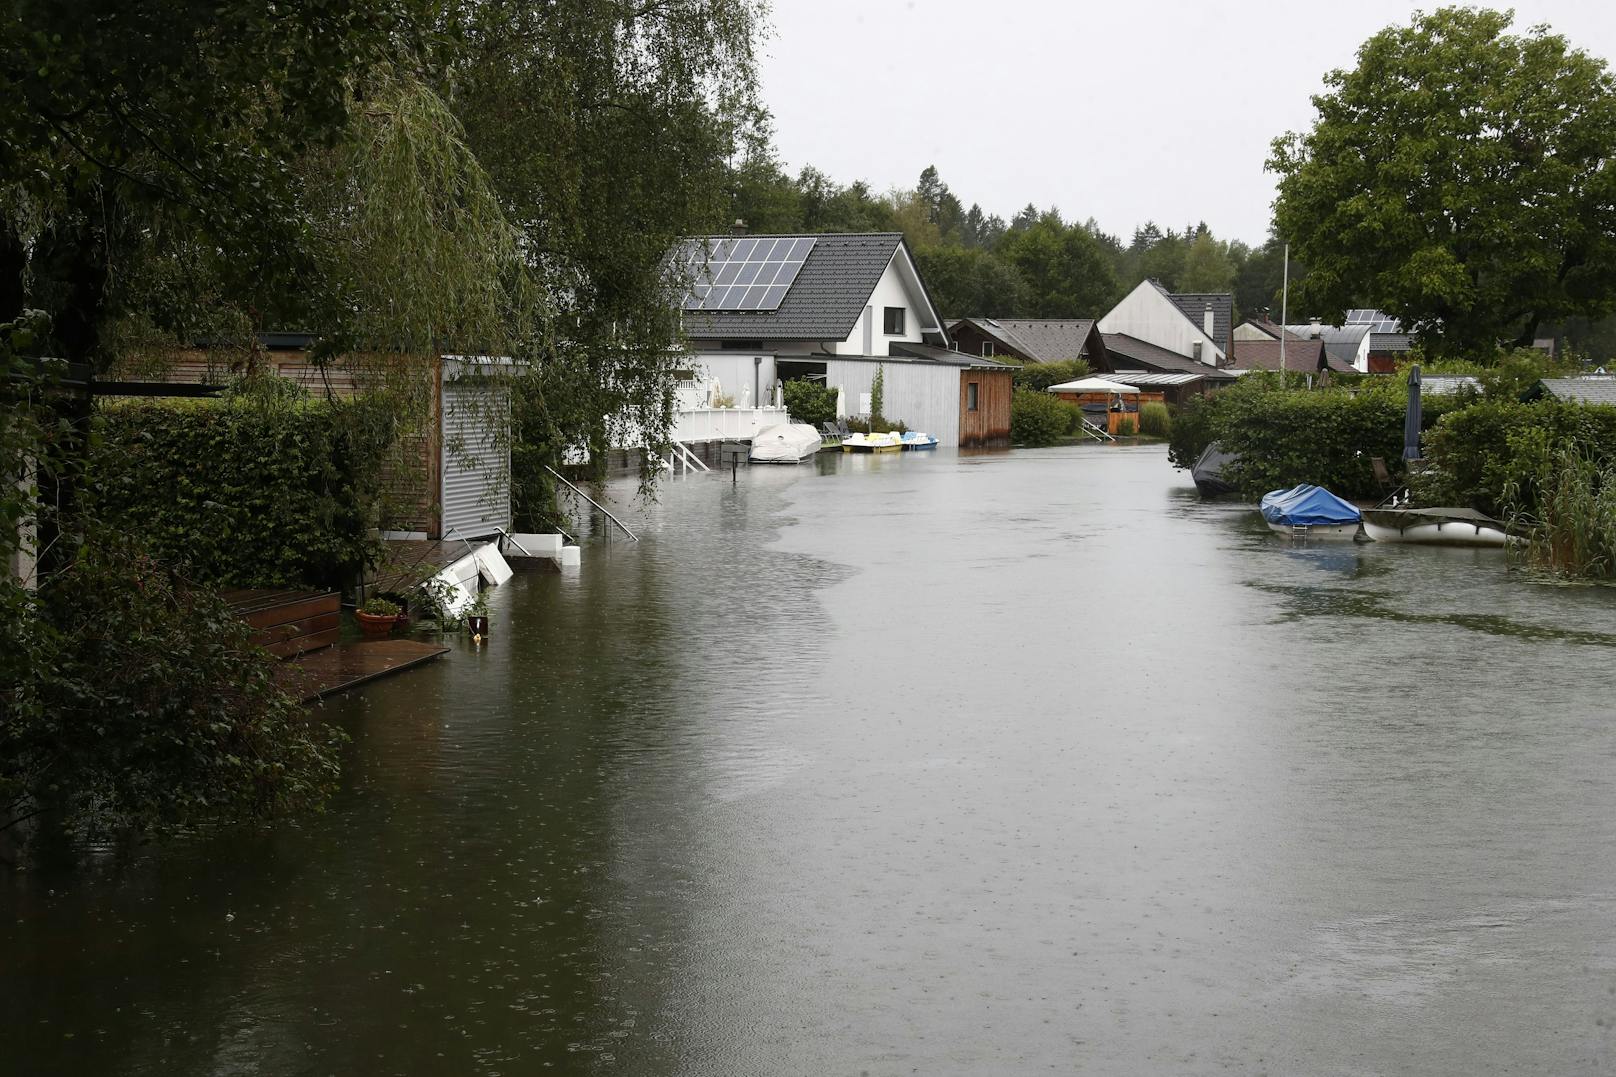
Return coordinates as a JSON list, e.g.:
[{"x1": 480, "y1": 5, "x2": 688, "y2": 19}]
[
  {"x1": 883, "y1": 307, "x2": 905, "y2": 335},
  {"x1": 981, "y1": 341, "x2": 993, "y2": 358},
  {"x1": 1193, "y1": 342, "x2": 1203, "y2": 362},
  {"x1": 967, "y1": 382, "x2": 979, "y2": 411}
]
